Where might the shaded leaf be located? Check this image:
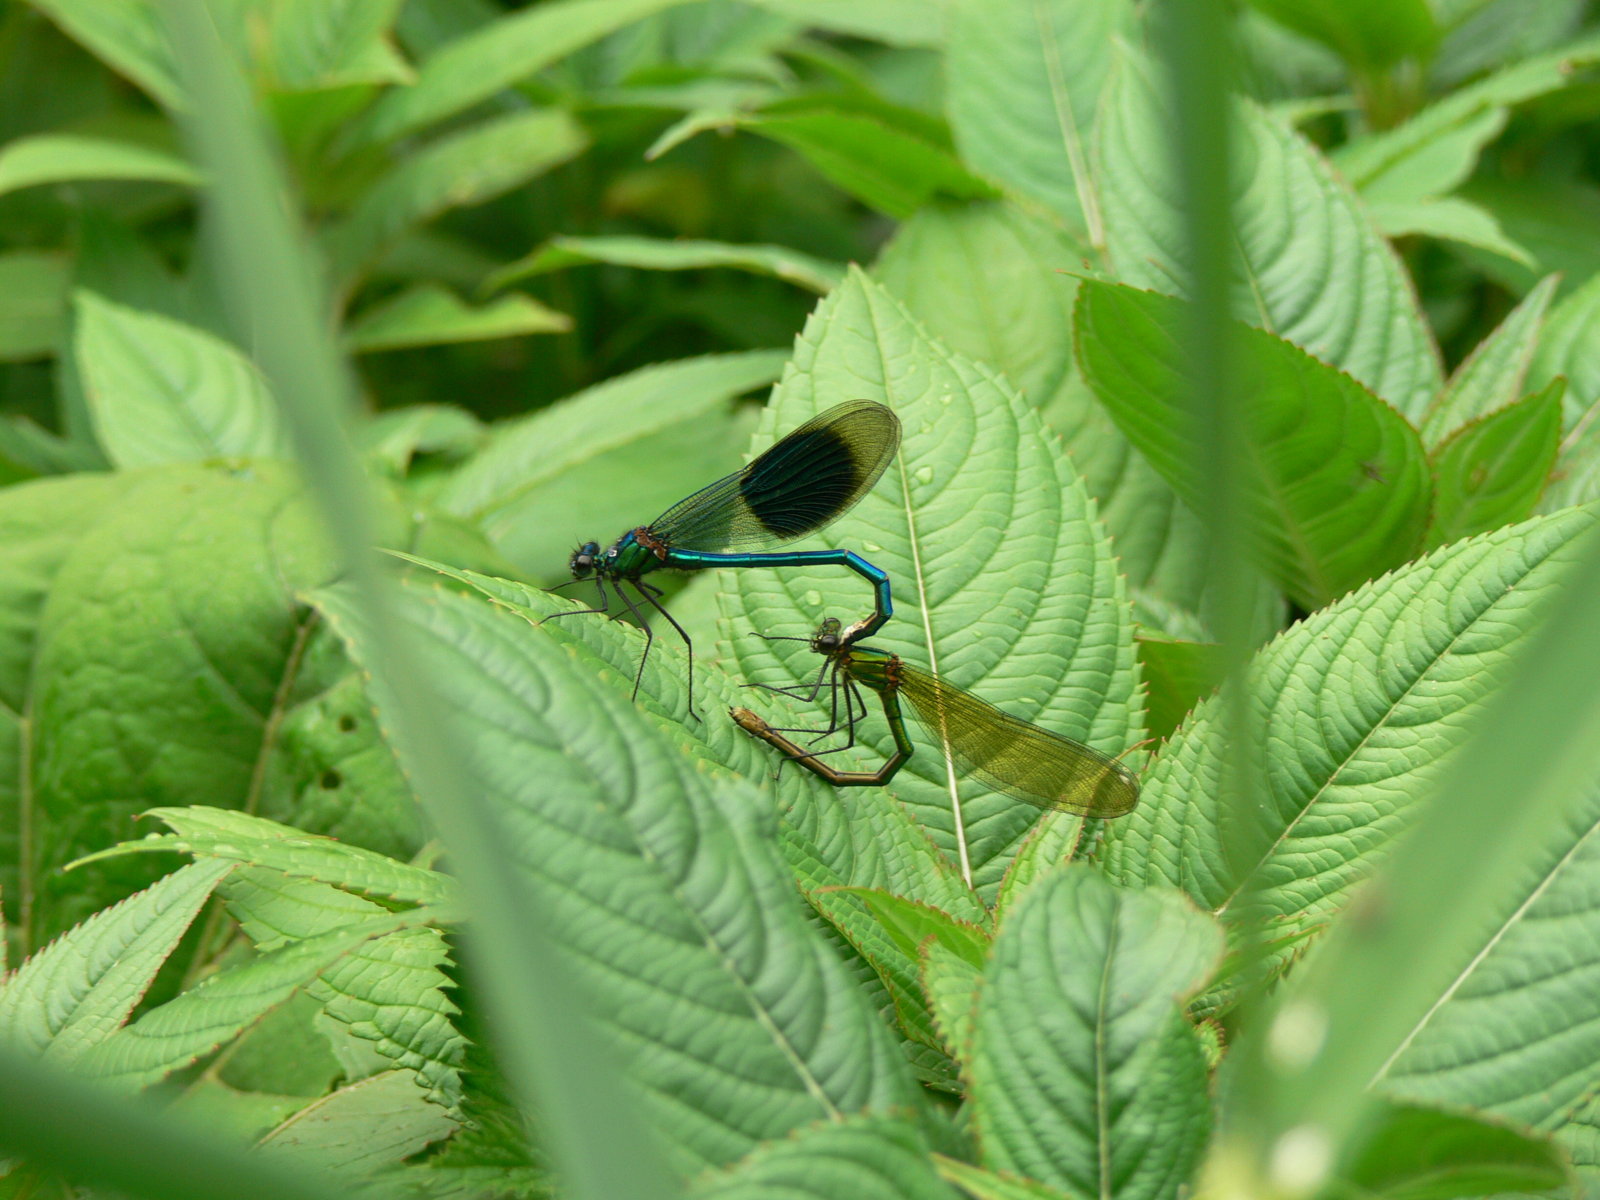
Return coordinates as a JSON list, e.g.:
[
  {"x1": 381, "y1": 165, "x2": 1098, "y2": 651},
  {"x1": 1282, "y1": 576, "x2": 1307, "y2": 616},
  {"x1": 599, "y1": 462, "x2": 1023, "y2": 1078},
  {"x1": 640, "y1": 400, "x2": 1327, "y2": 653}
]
[
  {"x1": 263, "y1": 0, "x2": 412, "y2": 90},
  {"x1": 0, "y1": 252, "x2": 70, "y2": 363},
  {"x1": 1246, "y1": 0, "x2": 1438, "y2": 71},
  {"x1": 345, "y1": 284, "x2": 569, "y2": 353},
  {"x1": 74, "y1": 292, "x2": 289, "y2": 465},
  {"x1": 1367, "y1": 197, "x2": 1532, "y2": 266},
  {"x1": 486, "y1": 235, "x2": 845, "y2": 296},
  {"x1": 745, "y1": 0, "x2": 942, "y2": 47},
  {"x1": 933, "y1": 1158, "x2": 1085, "y2": 1200},
  {"x1": 258, "y1": 1070, "x2": 456, "y2": 1170},
  {"x1": 1426, "y1": 379, "x2": 1563, "y2": 549},
  {"x1": 1335, "y1": 1101, "x2": 1573, "y2": 1200},
  {"x1": 688, "y1": 1114, "x2": 958, "y2": 1200},
  {"x1": 29, "y1": 0, "x2": 180, "y2": 108},
  {"x1": 1531, "y1": 267, "x2": 1600, "y2": 427},
  {"x1": 1137, "y1": 635, "x2": 1225, "y2": 742},
  {"x1": 919, "y1": 940, "x2": 981, "y2": 1065},
  {"x1": 1075, "y1": 281, "x2": 1432, "y2": 609}
]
